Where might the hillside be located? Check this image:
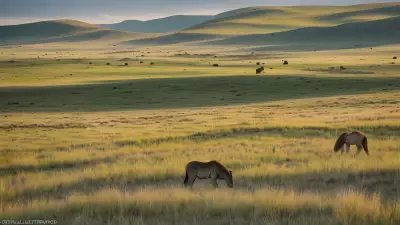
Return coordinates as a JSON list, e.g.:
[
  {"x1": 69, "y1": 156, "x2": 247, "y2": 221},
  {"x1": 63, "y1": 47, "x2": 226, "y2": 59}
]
[
  {"x1": 0, "y1": 19, "x2": 133, "y2": 45},
  {"x1": 98, "y1": 15, "x2": 214, "y2": 33},
  {"x1": 208, "y1": 16, "x2": 400, "y2": 49},
  {"x1": 1, "y1": 3, "x2": 399, "y2": 46},
  {"x1": 319, "y1": 5, "x2": 400, "y2": 23},
  {"x1": 180, "y1": 3, "x2": 400, "y2": 35},
  {"x1": 123, "y1": 3, "x2": 400, "y2": 47},
  {"x1": 124, "y1": 33, "x2": 225, "y2": 45}
]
